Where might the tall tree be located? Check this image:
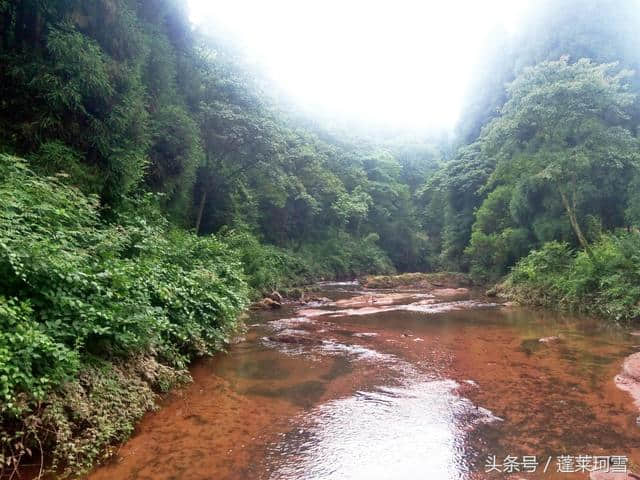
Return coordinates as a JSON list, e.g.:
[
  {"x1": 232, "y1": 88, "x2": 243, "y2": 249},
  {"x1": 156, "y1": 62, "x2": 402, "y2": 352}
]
[{"x1": 469, "y1": 58, "x2": 639, "y2": 271}]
